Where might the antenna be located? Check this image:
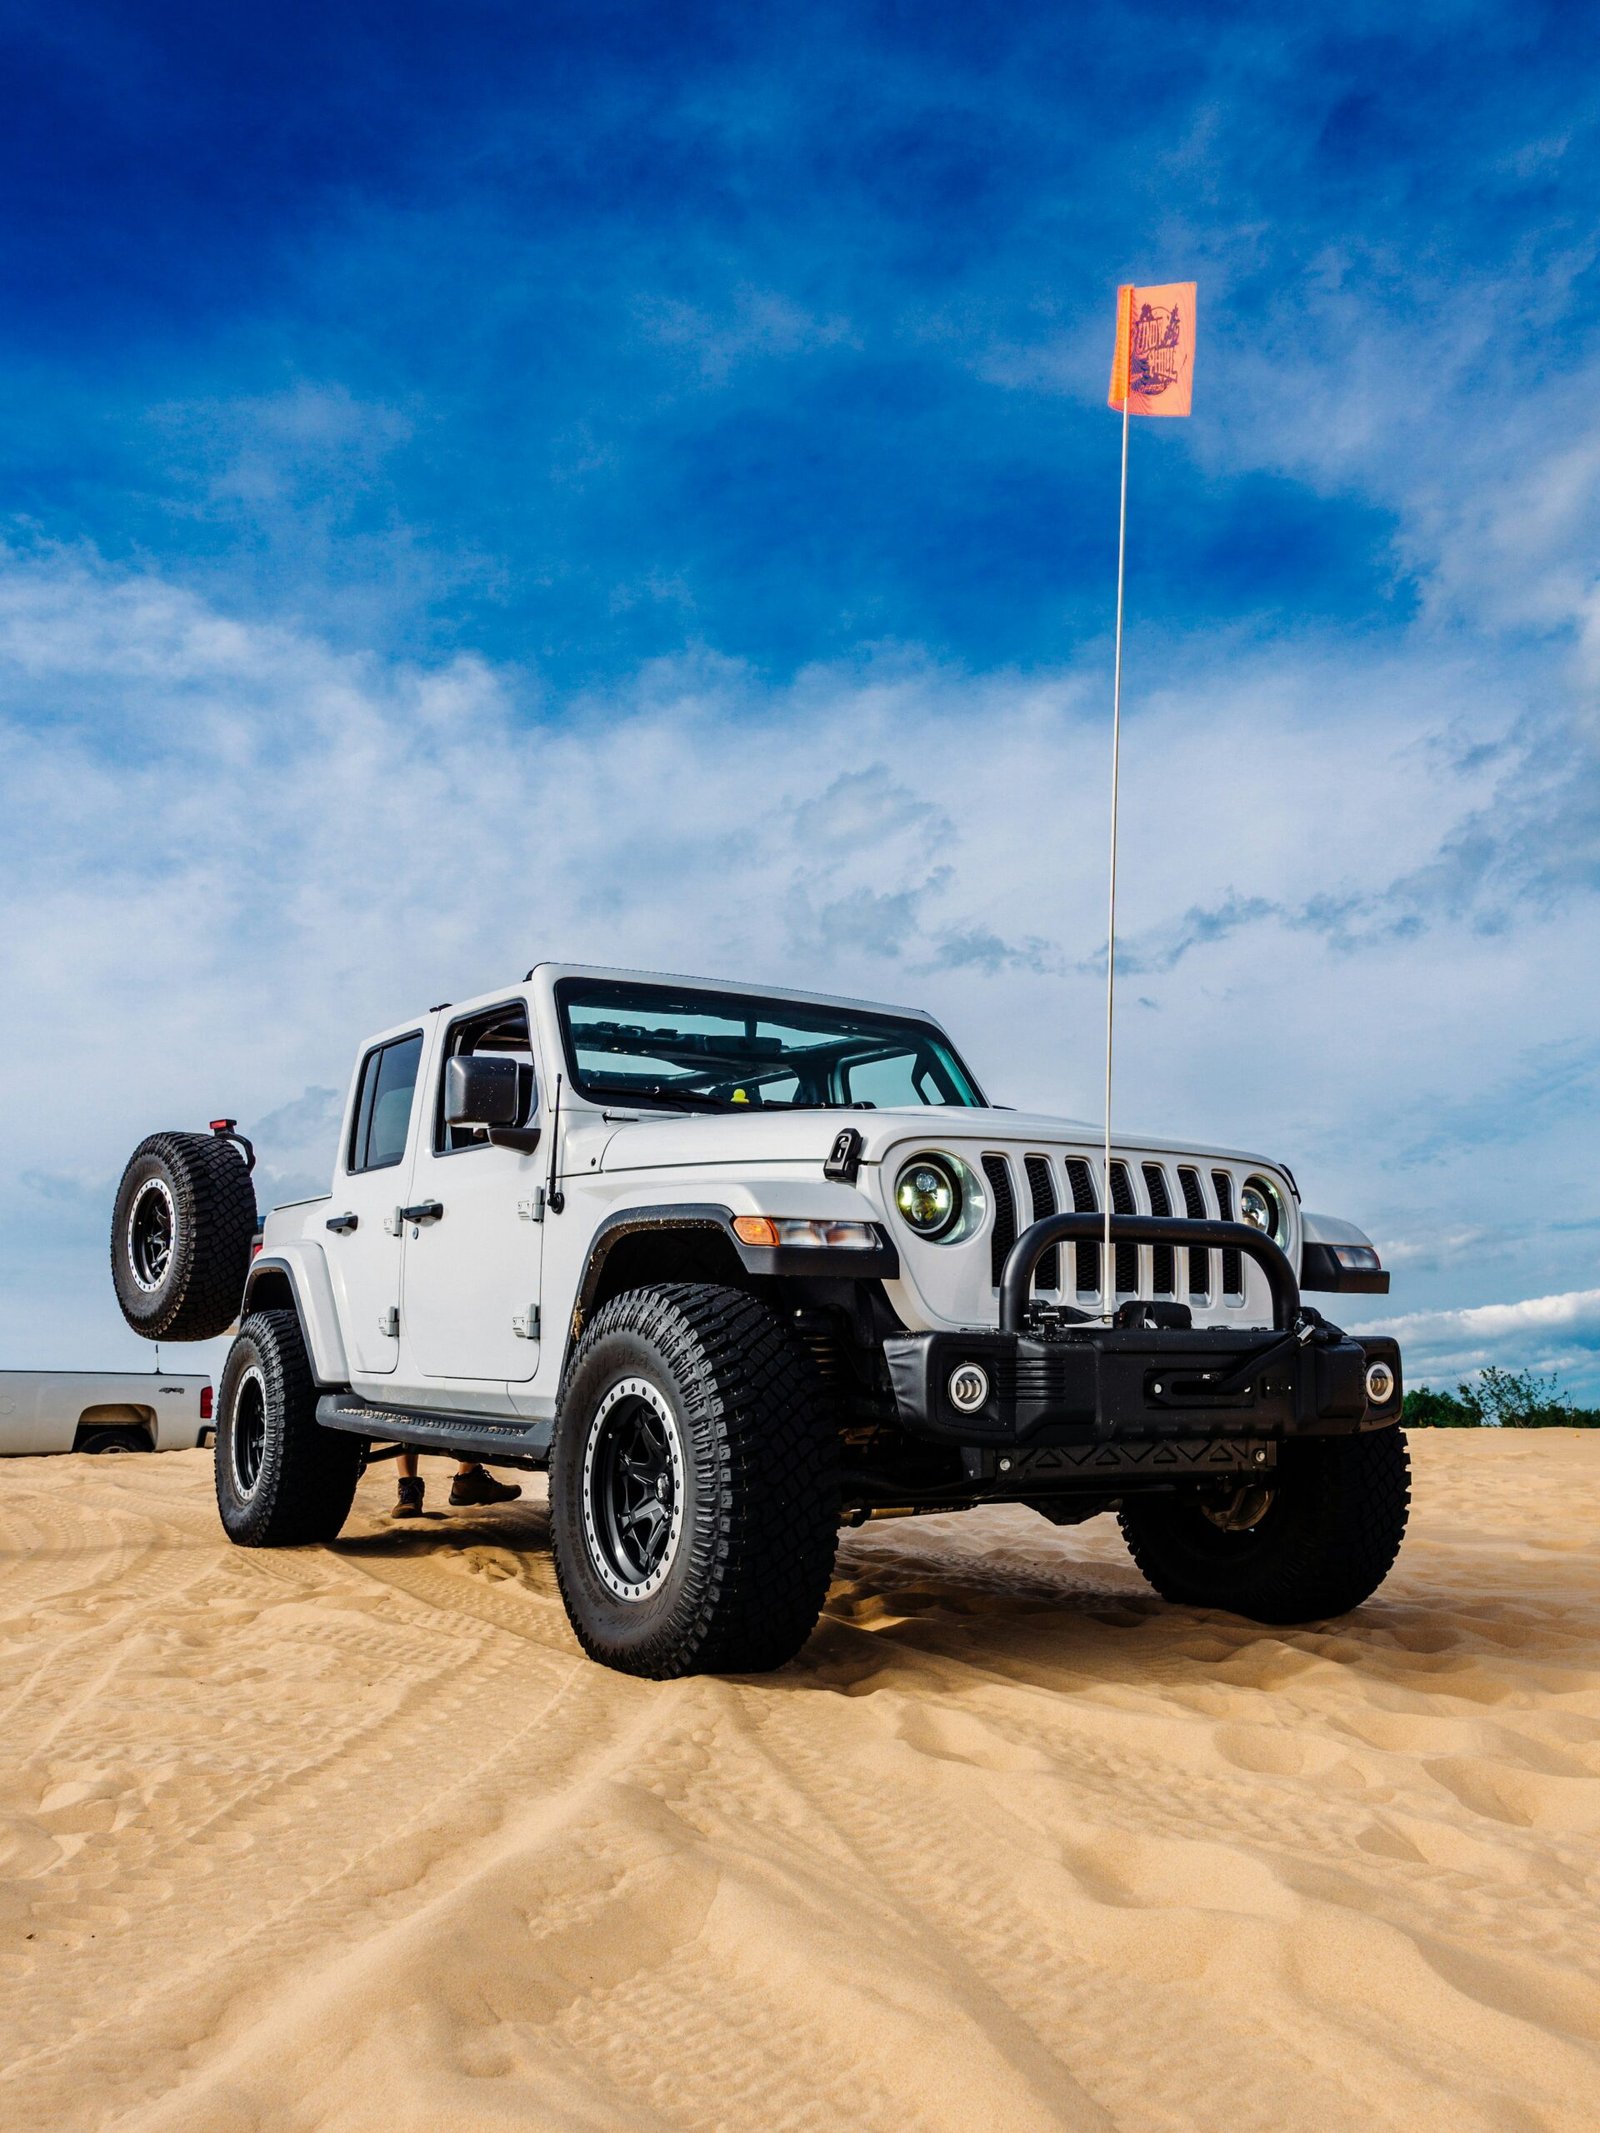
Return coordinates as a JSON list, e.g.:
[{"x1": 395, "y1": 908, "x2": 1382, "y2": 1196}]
[
  {"x1": 1101, "y1": 280, "x2": 1196, "y2": 1324},
  {"x1": 1102, "y1": 364, "x2": 1130, "y2": 1324}
]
